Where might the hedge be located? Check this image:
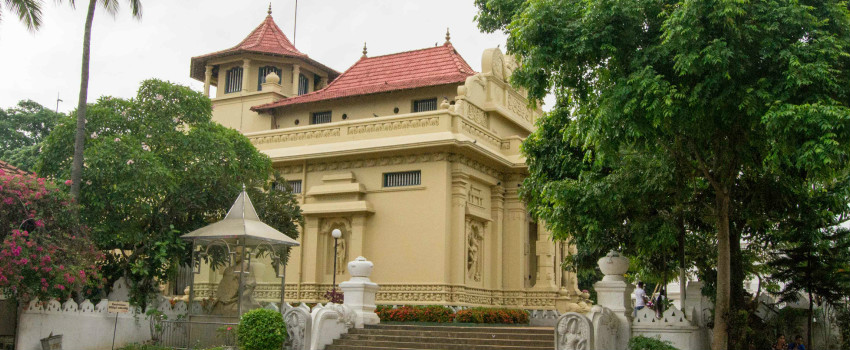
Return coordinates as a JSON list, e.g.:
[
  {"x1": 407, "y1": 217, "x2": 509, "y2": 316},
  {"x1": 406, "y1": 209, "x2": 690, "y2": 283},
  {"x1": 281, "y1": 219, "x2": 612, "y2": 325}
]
[{"x1": 376, "y1": 305, "x2": 530, "y2": 324}]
